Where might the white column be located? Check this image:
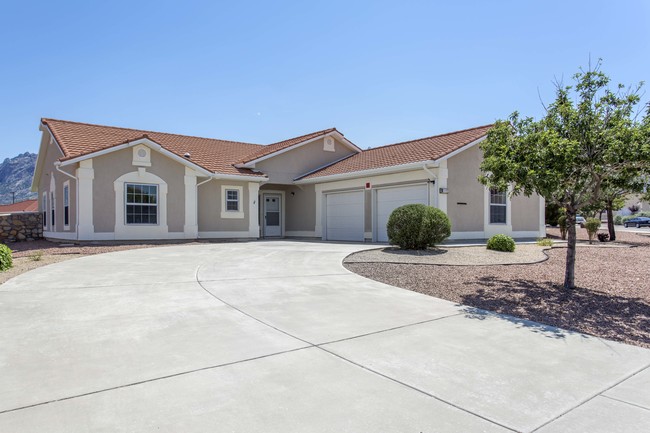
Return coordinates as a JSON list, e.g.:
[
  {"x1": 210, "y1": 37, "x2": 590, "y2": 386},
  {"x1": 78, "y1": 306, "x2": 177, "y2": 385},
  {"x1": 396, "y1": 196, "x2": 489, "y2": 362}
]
[
  {"x1": 437, "y1": 159, "x2": 449, "y2": 215},
  {"x1": 76, "y1": 159, "x2": 94, "y2": 240},
  {"x1": 248, "y1": 182, "x2": 260, "y2": 238},
  {"x1": 184, "y1": 167, "x2": 198, "y2": 238}
]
